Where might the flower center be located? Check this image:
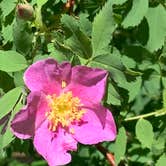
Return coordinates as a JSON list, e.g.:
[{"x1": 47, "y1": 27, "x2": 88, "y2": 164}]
[{"x1": 45, "y1": 91, "x2": 86, "y2": 132}]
